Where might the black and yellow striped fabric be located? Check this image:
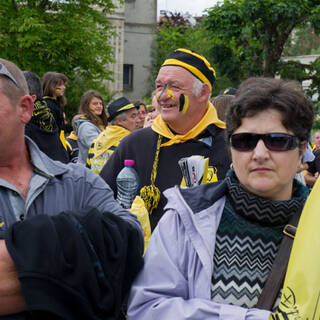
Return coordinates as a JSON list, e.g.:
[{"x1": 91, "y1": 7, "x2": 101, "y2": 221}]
[{"x1": 161, "y1": 48, "x2": 216, "y2": 92}]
